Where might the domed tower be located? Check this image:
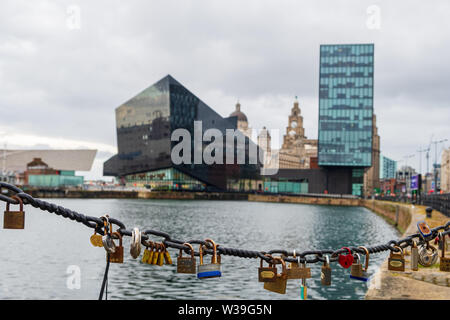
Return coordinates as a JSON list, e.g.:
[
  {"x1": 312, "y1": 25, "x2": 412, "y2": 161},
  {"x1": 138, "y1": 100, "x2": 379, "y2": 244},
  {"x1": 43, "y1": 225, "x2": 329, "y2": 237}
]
[{"x1": 230, "y1": 101, "x2": 252, "y2": 139}]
